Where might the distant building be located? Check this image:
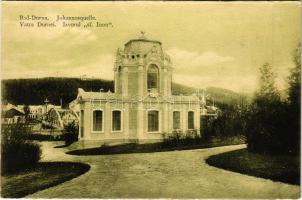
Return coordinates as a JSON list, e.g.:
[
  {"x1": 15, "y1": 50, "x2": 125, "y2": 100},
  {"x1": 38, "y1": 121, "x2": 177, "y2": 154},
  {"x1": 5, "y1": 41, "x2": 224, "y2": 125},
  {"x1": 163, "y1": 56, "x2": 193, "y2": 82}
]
[
  {"x1": 201, "y1": 106, "x2": 219, "y2": 117},
  {"x1": 46, "y1": 104, "x2": 62, "y2": 113},
  {"x1": 199, "y1": 91, "x2": 219, "y2": 117},
  {"x1": 16, "y1": 104, "x2": 61, "y2": 121},
  {"x1": 76, "y1": 34, "x2": 201, "y2": 144},
  {"x1": 2, "y1": 103, "x2": 26, "y2": 124},
  {"x1": 17, "y1": 105, "x2": 43, "y2": 120}
]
